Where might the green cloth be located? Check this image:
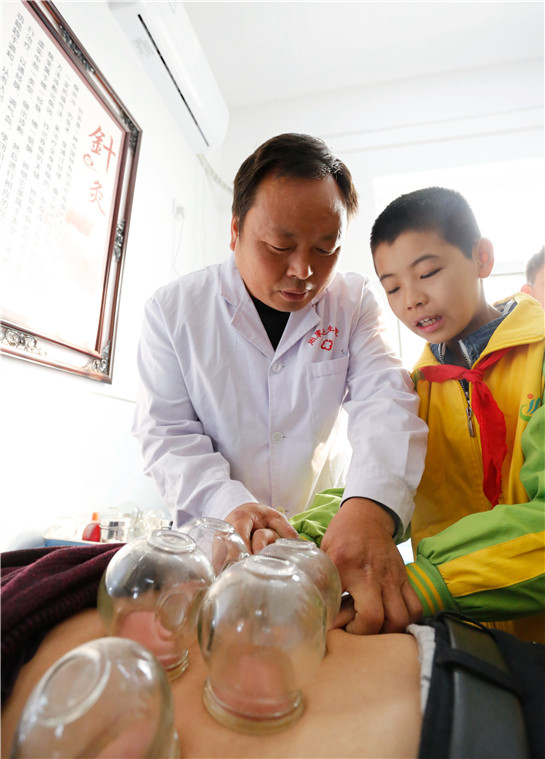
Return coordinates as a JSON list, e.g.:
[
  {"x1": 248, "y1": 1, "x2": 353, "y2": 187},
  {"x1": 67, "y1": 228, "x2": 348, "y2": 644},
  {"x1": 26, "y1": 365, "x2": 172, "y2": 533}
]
[{"x1": 289, "y1": 489, "x2": 343, "y2": 547}]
